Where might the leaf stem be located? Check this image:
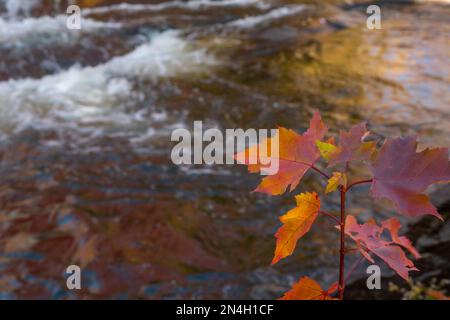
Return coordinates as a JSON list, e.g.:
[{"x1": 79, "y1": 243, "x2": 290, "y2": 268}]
[
  {"x1": 344, "y1": 256, "x2": 365, "y2": 283},
  {"x1": 346, "y1": 179, "x2": 373, "y2": 191},
  {"x1": 338, "y1": 187, "x2": 346, "y2": 299},
  {"x1": 319, "y1": 211, "x2": 340, "y2": 224},
  {"x1": 310, "y1": 164, "x2": 330, "y2": 180},
  {"x1": 277, "y1": 159, "x2": 330, "y2": 179}
]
